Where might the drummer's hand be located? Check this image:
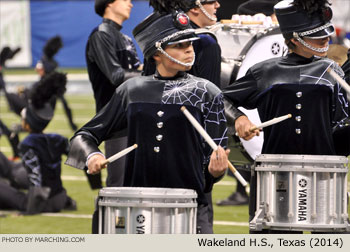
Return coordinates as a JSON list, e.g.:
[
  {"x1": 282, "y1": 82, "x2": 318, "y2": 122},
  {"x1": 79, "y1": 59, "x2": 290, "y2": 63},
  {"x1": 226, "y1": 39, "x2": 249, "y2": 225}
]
[
  {"x1": 87, "y1": 154, "x2": 108, "y2": 175},
  {"x1": 235, "y1": 115, "x2": 260, "y2": 140},
  {"x1": 208, "y1": 146, "x2": 230, "y2": 178}
]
